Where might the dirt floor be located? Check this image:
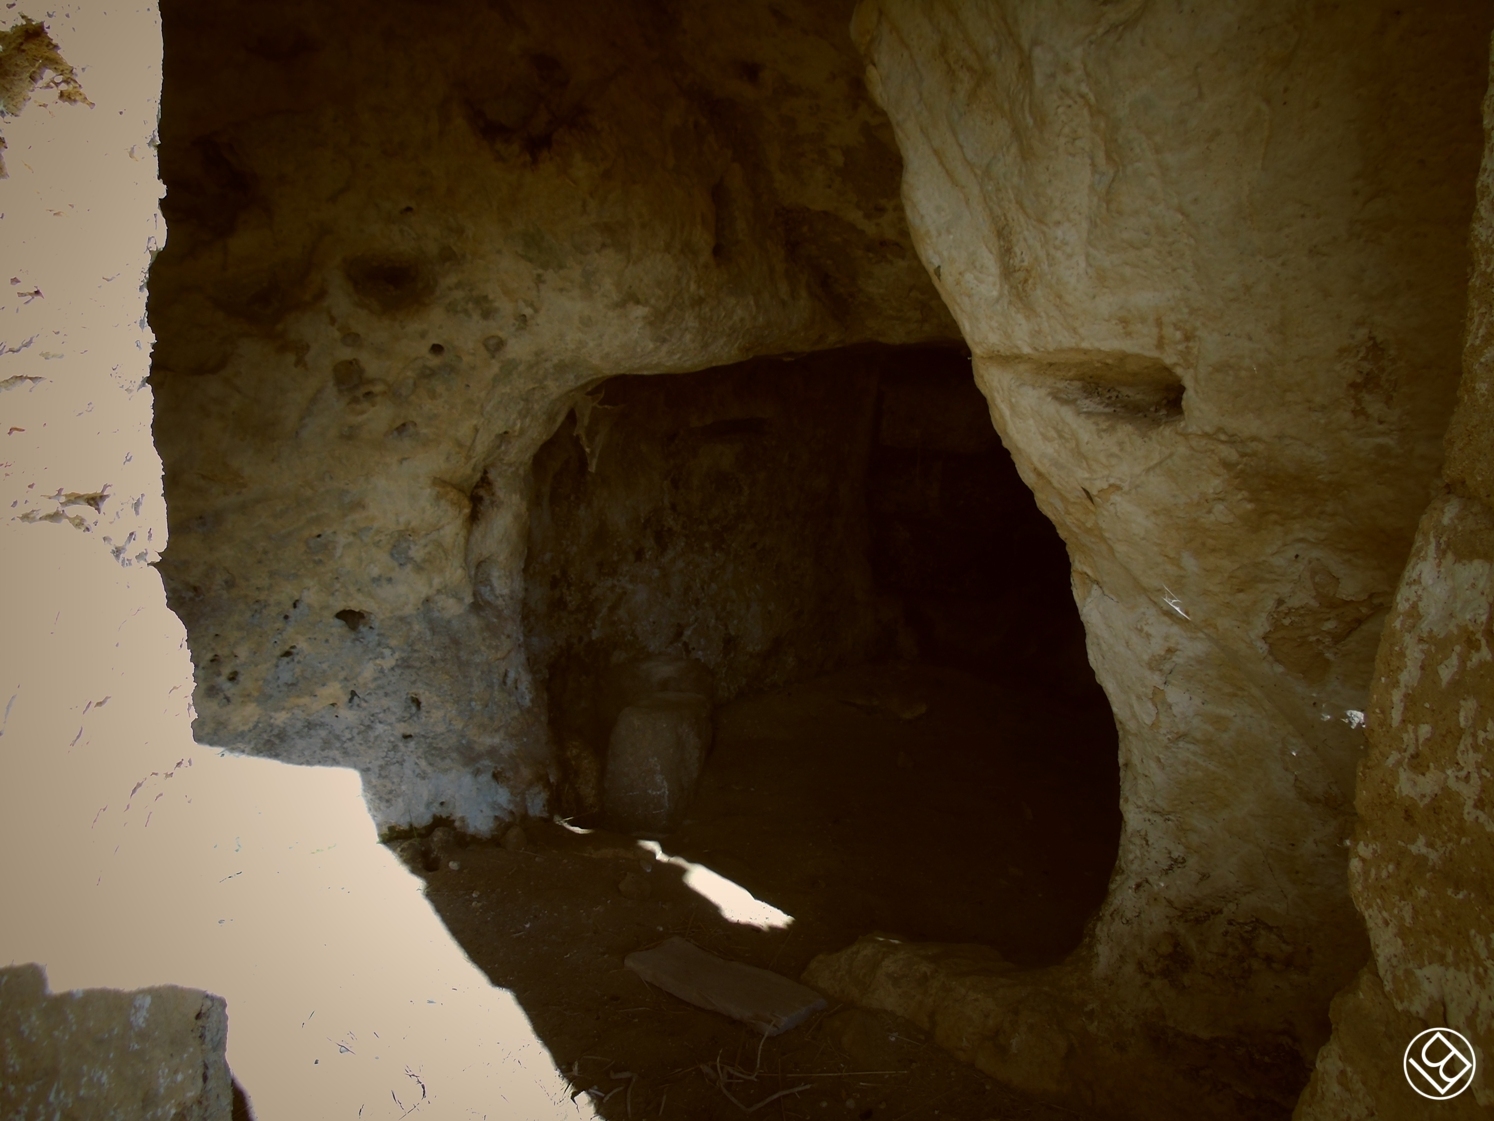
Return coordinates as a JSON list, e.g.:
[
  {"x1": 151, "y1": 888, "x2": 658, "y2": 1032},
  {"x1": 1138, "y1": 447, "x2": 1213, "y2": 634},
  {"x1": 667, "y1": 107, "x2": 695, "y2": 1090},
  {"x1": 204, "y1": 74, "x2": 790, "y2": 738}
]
[{"x1": 412, "y1": 662, "x2": 1120, "y2": 1120}]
